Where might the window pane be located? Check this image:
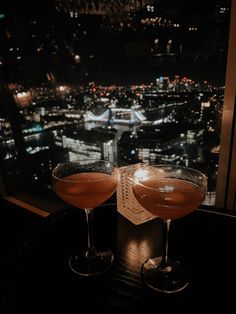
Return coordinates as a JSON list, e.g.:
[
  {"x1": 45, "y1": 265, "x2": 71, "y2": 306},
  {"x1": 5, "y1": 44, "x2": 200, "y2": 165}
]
[{"x1": 0, "y1": 0, "x2": 232, "y2": 209}]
